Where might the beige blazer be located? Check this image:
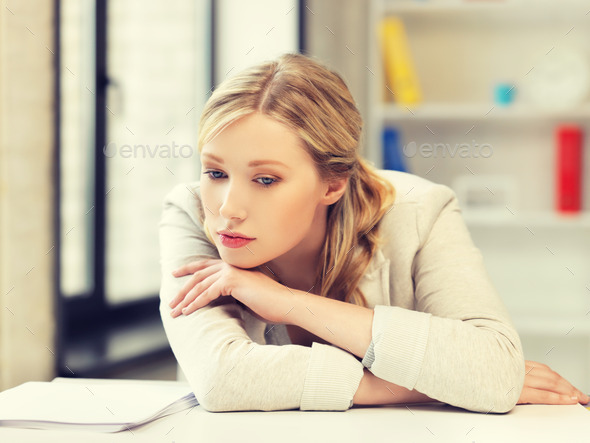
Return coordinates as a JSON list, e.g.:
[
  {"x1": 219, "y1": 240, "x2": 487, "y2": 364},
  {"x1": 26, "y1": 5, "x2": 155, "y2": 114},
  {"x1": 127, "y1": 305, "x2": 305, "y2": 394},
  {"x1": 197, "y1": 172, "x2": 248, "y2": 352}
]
[{"x1": 159, "y1": 169, "x2": 525, "y2": 413}]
